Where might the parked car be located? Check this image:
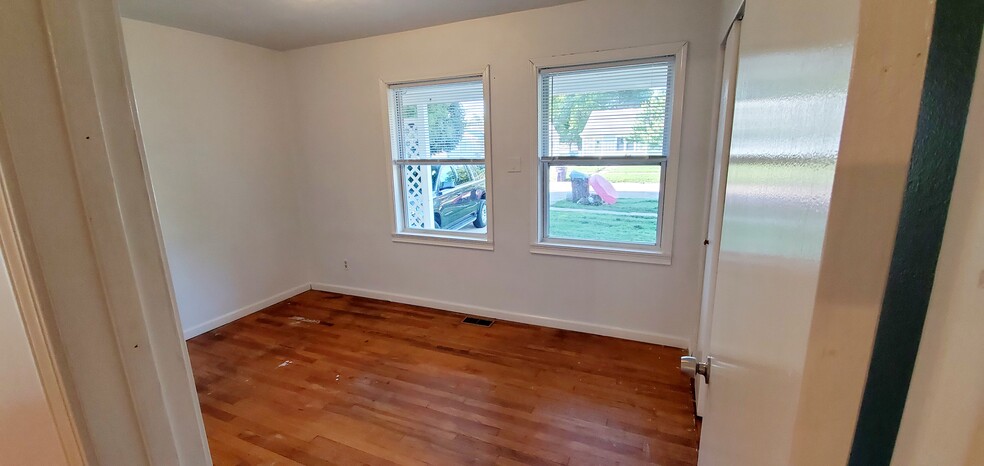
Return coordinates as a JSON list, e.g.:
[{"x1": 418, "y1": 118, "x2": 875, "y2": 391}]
[{"x1": 431, "y1": 165, "x2": 487, "y2": 230}]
